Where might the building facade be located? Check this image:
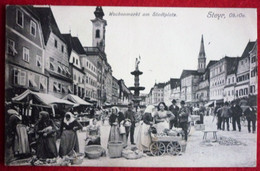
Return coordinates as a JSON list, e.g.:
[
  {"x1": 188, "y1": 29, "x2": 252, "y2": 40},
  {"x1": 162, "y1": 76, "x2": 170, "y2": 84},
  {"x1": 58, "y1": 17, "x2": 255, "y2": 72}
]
[
  {"x1": 249, "y1": 42, "x2": 257, "y2": 95},
  {"x1": 35, "y1": 7, "x2": 72, "y2": 99},
  {"x1": 112, "y1": 76, "x2": 119, "y2": 105},
  {"x1": 5, "y1": 6, "x2": 48, "y2": 100},
  {"x1": 235, "y1": 41, "x2": 256, "y2": 99}
]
